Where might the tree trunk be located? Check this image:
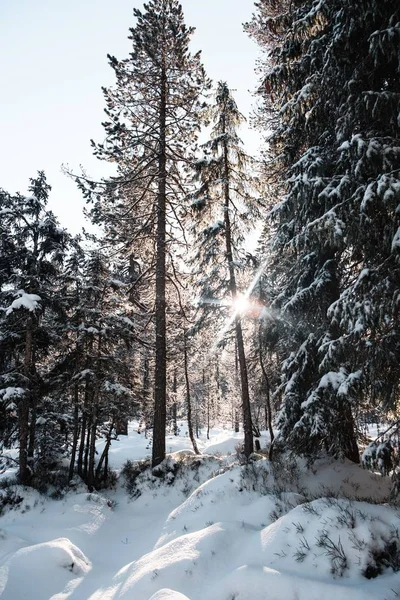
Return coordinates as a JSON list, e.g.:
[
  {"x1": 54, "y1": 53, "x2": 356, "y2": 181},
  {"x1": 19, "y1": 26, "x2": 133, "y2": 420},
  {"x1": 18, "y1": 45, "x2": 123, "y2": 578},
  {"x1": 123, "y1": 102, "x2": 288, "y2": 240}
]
[
  {"x1": 19, "y1": 316, "x2": 34, "y2": 484},
  {"x1": 95, "y1": 422, "x2": 114, "y2": 483},
  {"x1": 221, "y1": 128, "x2": 253, "y2": 457},
  {"x1": 184, "y1": 331, "x2": 200, "y2": 455},
  {"x1": 77, "y1": 410, "x2": 86, "y2": 478},
  {"x1": 115, "y1": 419, "x2": 128, "y2": 436},
  {"x1": 340, "y1": 399, "x2": 360, "y2": 463},
  {"x1": 69, "y1": 386, "x2": 80, "y2": 481},
  {"x1": 27, "y1": 392, "x2": 37, "y2": 466},
  {"x1": 152, "y1": 60, "x2": 168, "y2": 468},
  {"x1": 235, "y1": 318, "x2": 254, "y2": 456},
  {"x1": 142, "y1": 353, "x2": 150, "y2": 438},
  {"x1": 206, "y1": 367, "x2": 211, "y2": 440},
  {"x1": 258, "y1": 327, "x2": 275, "y2": 460},
  {"x1": 207, "y1": 398, "x2": 210, "y2": 440},
  {"x1": 172, "y1": 368, "x2": 178, "y2": 435},
  {"x1": 234, "y1": 340, "x2": 240, "y2": 433},
  {"x1": 87, "y1": 415, "x2": 97, "y2": 491},
  {"x1": 83, "y1": 415, "x2": 91, "y2": 480}
]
